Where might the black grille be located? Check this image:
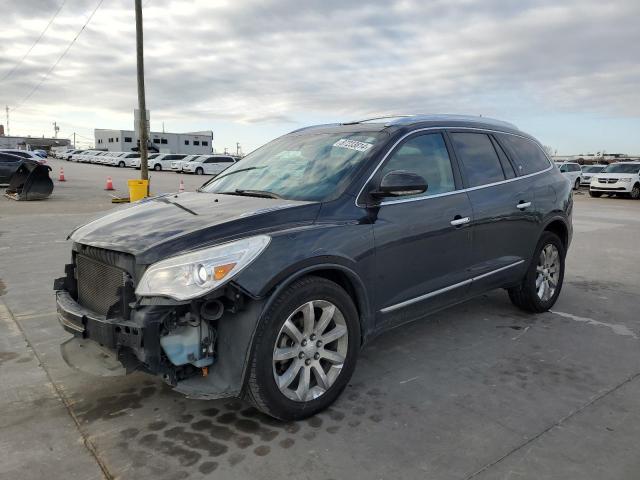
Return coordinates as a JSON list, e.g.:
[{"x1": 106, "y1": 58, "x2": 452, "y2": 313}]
[
  {"x1": 598, "y1": 178, "x2": 617, "y2": 184},
  {"x1": 76, "y1": 254, "x2": 126, "y2": 316}
]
